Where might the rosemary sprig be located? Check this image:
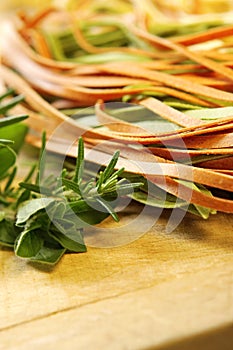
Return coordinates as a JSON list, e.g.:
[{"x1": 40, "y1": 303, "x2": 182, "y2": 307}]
[
  {"x1": 0, "y1": 129, "x2": 142, "y2": 265},
  {"x1": 0, "y1": 89, "x2": 142, "y2": 266}
]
